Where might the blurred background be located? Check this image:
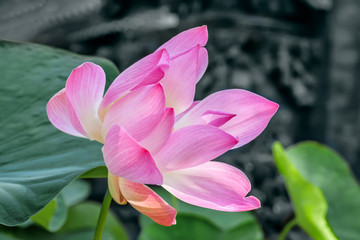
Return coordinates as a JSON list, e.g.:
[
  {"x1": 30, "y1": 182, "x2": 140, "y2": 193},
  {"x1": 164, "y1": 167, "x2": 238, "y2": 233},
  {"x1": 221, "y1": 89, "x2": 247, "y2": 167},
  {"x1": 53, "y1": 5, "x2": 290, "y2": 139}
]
[{"x1": 0, "y1": 0, "x2": 359, "y2": 239}]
